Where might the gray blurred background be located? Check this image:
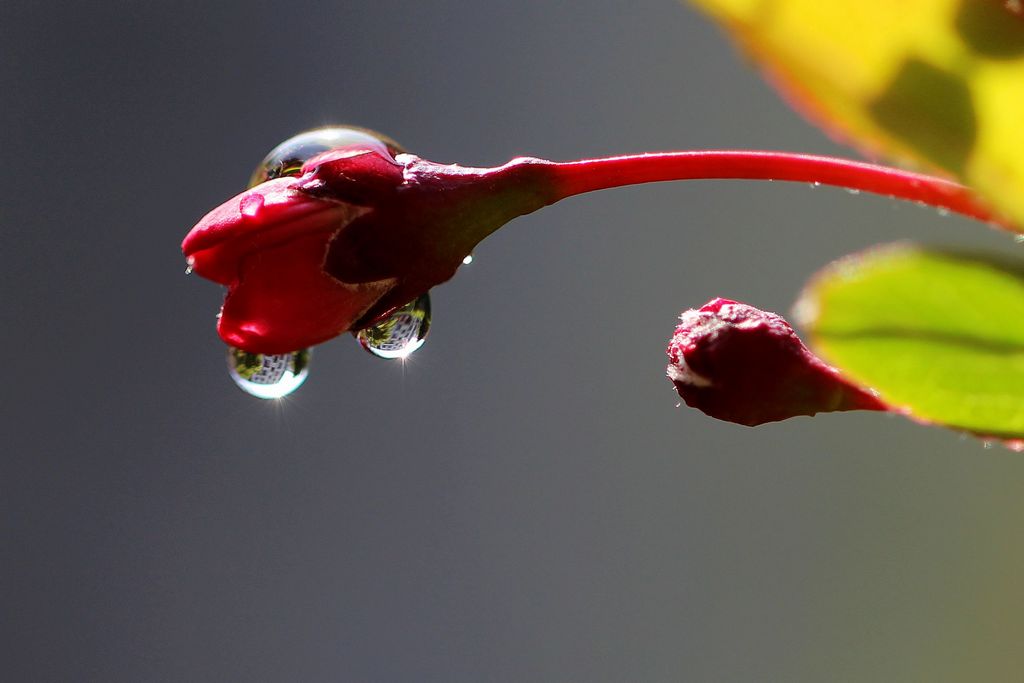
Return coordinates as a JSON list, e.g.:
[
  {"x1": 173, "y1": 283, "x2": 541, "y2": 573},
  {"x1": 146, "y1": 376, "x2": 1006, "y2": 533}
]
[{"x1": 4, "y1": 1, "x2": 1024, "y2": 681}]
